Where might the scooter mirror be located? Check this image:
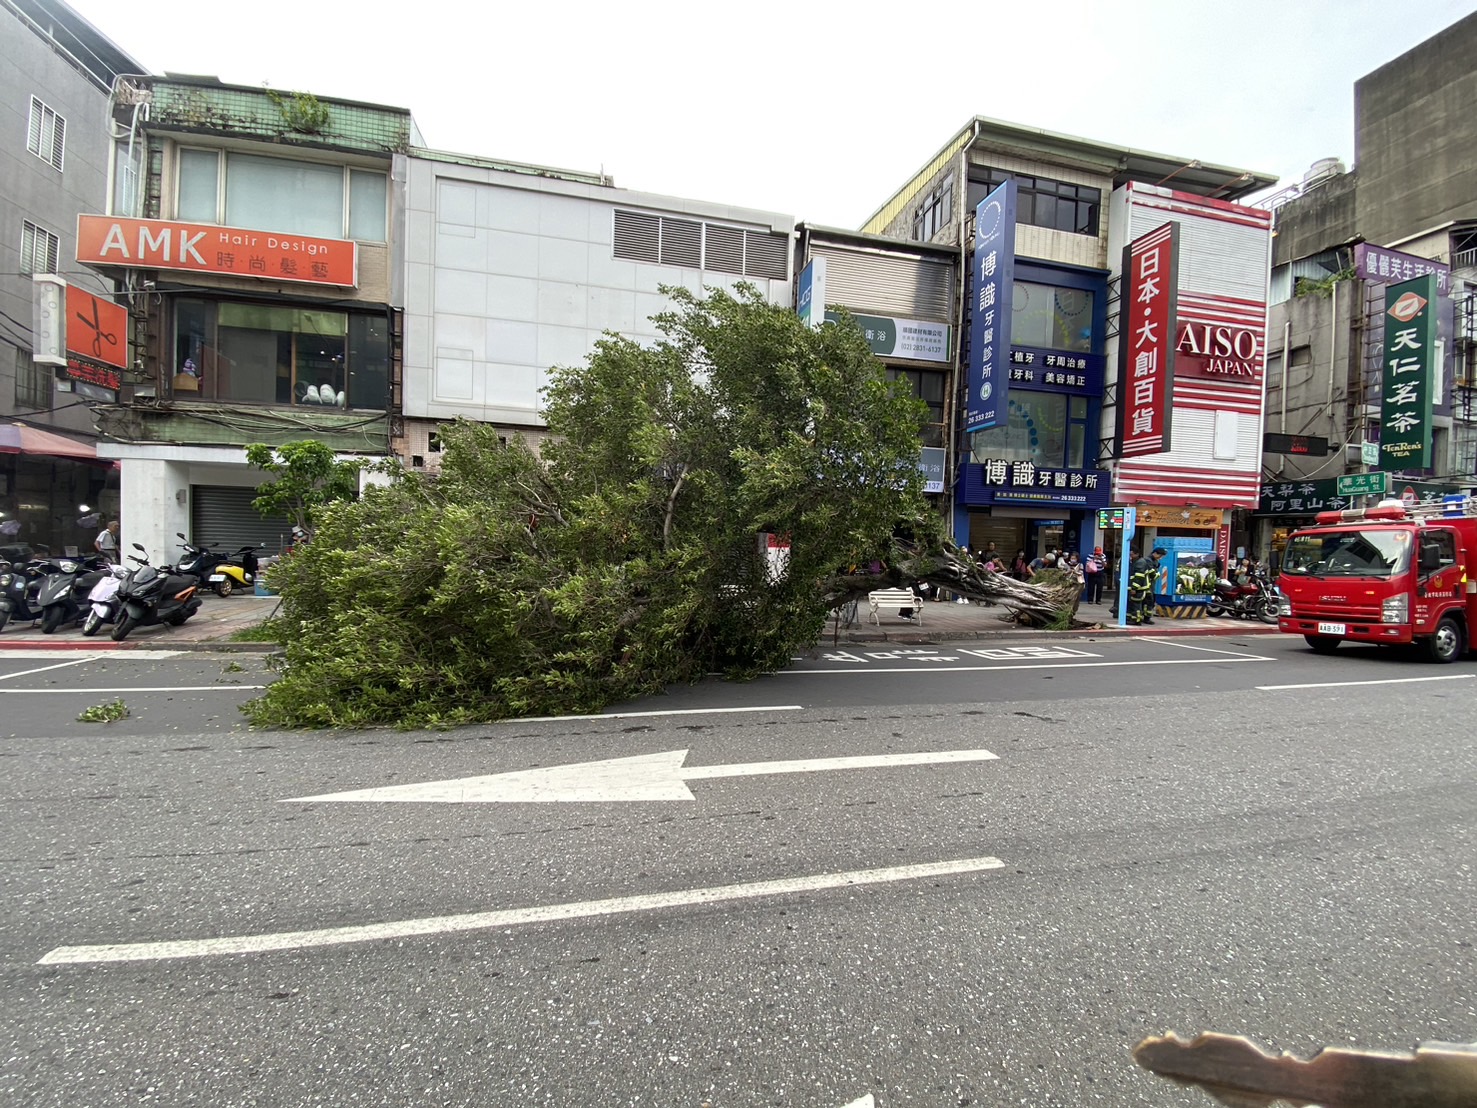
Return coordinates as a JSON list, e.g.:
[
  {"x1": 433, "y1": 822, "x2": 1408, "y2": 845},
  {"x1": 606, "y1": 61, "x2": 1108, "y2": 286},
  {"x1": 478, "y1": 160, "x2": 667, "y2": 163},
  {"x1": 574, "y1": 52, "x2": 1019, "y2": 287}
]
[
  {"x1": 177, "y1": 533, "x2": 187, "y2": 540},
  {"x1": 132, "y1": 543, "x2": 146, "y2": 552}
]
